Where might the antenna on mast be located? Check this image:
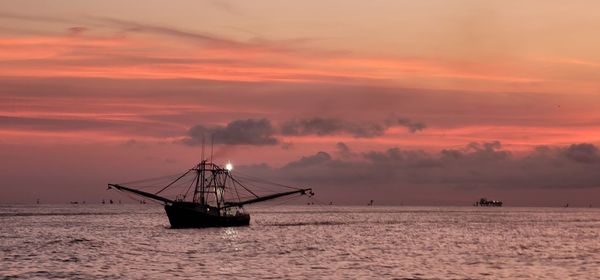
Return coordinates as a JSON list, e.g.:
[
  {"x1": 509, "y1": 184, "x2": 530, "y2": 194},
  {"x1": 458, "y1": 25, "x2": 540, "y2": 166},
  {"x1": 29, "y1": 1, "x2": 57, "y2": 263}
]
[
  {"x1": 201, "y1": 135, "x2": 205, "y2": 162},
  {"x1": 210, "y1": 134, "x2": 215, "y2": 163}
]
